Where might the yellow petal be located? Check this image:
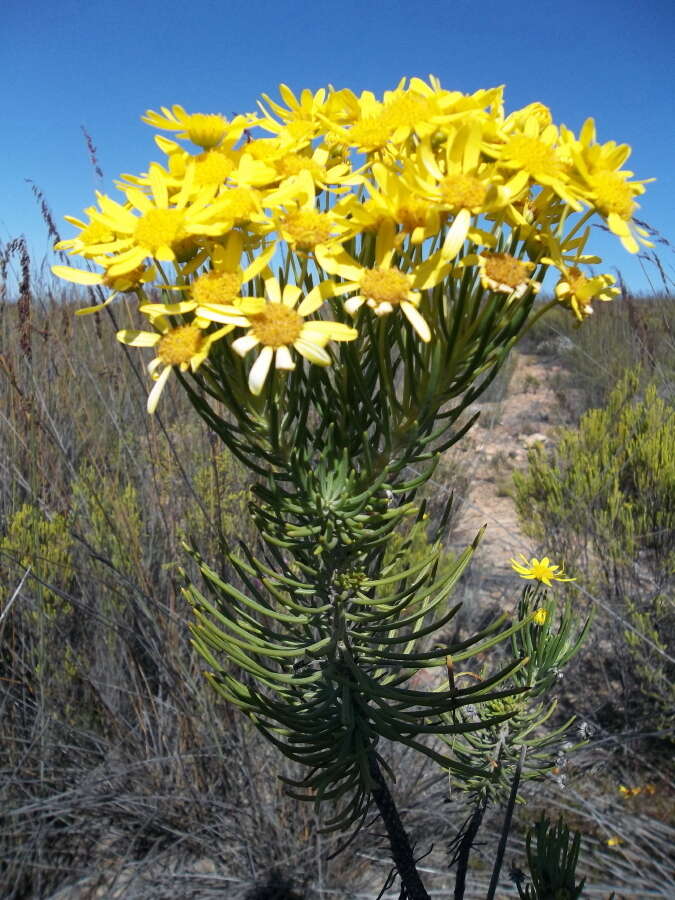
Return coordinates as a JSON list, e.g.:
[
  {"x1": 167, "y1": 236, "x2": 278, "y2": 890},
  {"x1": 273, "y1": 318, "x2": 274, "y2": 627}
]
[
  {"x1": 51, "y1": 265, "x2": 103, "y2": 285},
  {"x1": 147, "y1": 364, "x2": 172, "y2": 414},
  {"x1": 117, "y1": 329, "x2": 161, "y2": 348},
  {"x1": 249, "y1": 345, "x2": 274, "y2": 394}
]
